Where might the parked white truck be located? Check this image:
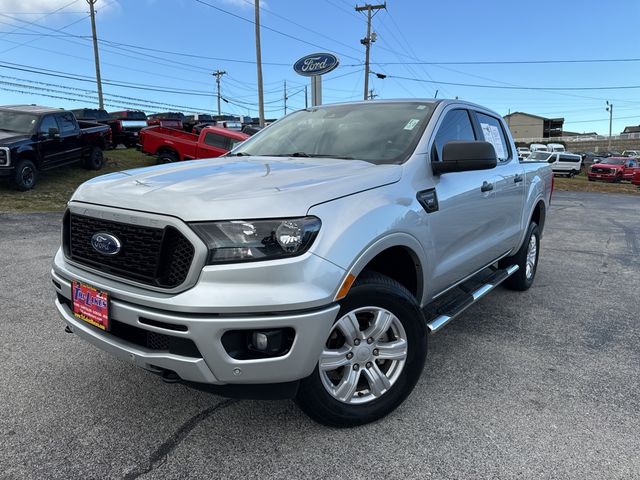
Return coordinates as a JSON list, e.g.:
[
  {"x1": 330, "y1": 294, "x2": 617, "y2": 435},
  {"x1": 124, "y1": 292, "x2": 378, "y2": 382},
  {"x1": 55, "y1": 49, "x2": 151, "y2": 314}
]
[{"x1": 52, "y1": 100, "x2": 553, "y2": 427}]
